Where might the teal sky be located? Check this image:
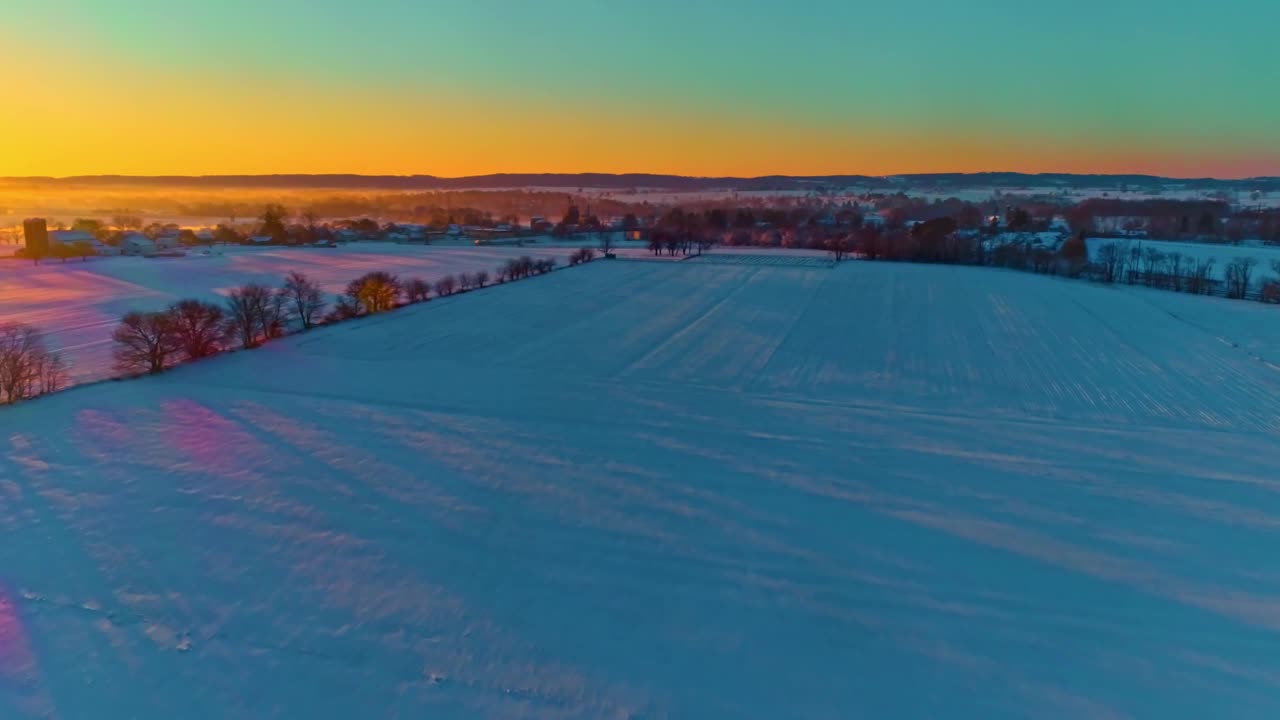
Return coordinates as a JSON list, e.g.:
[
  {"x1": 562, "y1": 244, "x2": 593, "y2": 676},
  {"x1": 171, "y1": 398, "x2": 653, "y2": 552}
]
[{"x1": 5, "y1": 0, "x2": 1279, "y2": 177}]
